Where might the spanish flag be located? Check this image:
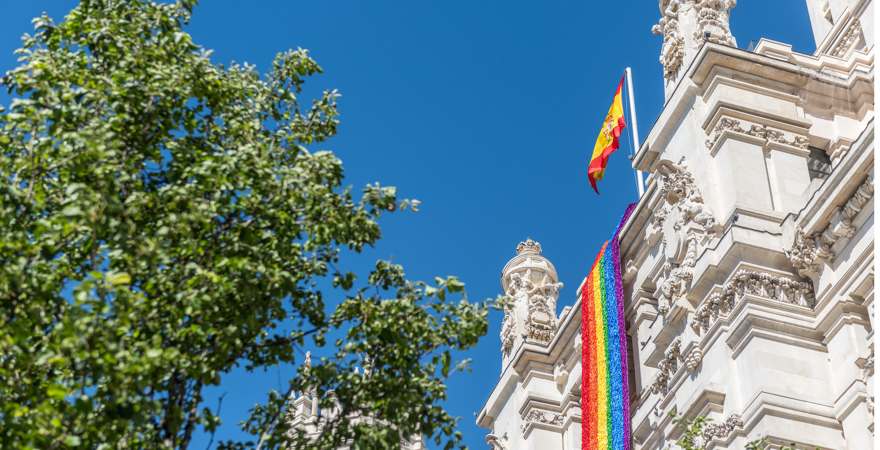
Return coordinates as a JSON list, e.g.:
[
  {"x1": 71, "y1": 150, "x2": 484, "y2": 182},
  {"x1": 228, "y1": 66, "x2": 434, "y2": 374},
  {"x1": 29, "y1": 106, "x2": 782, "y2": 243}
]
[{"x1": 588, "y1": 76, "x2": 626, "y2": 193}]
